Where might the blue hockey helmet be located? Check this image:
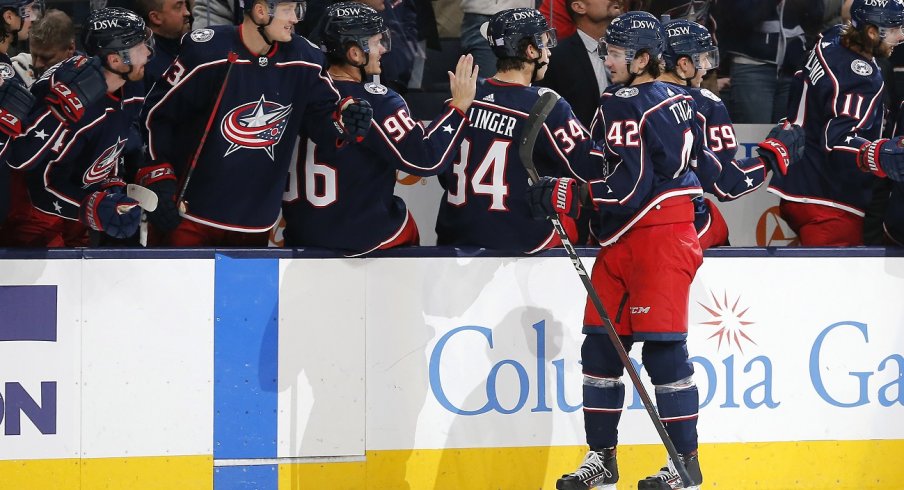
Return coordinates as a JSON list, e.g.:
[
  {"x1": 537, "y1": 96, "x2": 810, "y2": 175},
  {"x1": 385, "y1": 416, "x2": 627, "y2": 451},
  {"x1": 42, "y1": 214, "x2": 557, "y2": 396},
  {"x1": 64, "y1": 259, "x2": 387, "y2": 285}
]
[
  {"x1": 851, "y1": 0, "x2": 904, "y2": 28},
  {"x1": 850, "y1": 0, "x2": 904, "y2": 44},
  {"x1": 662, "y1": 19, "x2": 718, "y2": 71},
  {"x1": 84, "y1": 8, "x2": 155, "y2": 64},
  {"x1": 485, "y1": 8, "x2": 557, "y2": 59},
  {"x1": 320, "y1": 2, "x2": 390, "y2": 58},
  {"x1": 600, "y1": 11, "x2": 665, "y2": 62}
]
